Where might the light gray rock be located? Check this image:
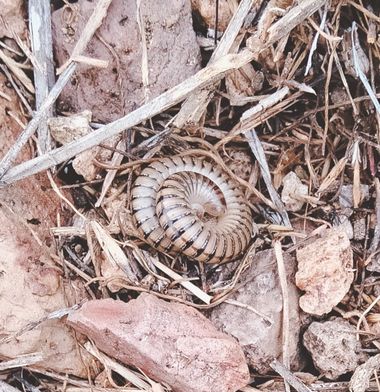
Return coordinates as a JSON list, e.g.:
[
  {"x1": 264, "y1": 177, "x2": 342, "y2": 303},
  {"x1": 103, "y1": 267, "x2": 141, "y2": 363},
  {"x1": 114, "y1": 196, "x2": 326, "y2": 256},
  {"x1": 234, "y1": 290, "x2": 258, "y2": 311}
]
[
  {"x1": 303, "y1": 318, "x2": 367, "y2": 380},
  {"x1": 210, "y1": 249, "x2": 302, "y2": 374},
  {"x1": 339, "y1": 185, "x2": 369, "y2": 209}
]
